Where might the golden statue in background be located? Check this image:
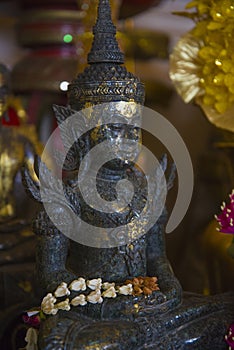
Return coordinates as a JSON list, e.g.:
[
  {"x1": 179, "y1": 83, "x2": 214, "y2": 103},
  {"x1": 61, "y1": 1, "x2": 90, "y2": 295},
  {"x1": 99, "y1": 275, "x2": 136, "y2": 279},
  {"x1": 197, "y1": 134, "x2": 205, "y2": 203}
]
[{"x1": 0, "y1": 63, "x2": 39, "y2": 226}]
